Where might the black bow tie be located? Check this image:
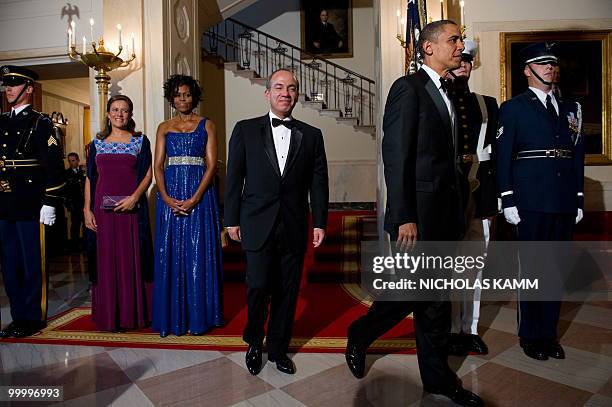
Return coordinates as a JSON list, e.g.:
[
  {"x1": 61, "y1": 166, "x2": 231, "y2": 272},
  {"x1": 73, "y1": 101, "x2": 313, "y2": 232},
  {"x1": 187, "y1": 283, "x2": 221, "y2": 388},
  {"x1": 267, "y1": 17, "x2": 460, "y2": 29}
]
[
  {"x1": 439, "y1": 78, "x2": 452, "y2": 92},
  {"x1": 272, "y1": 118, "x2": 295, "y2": 129}
]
